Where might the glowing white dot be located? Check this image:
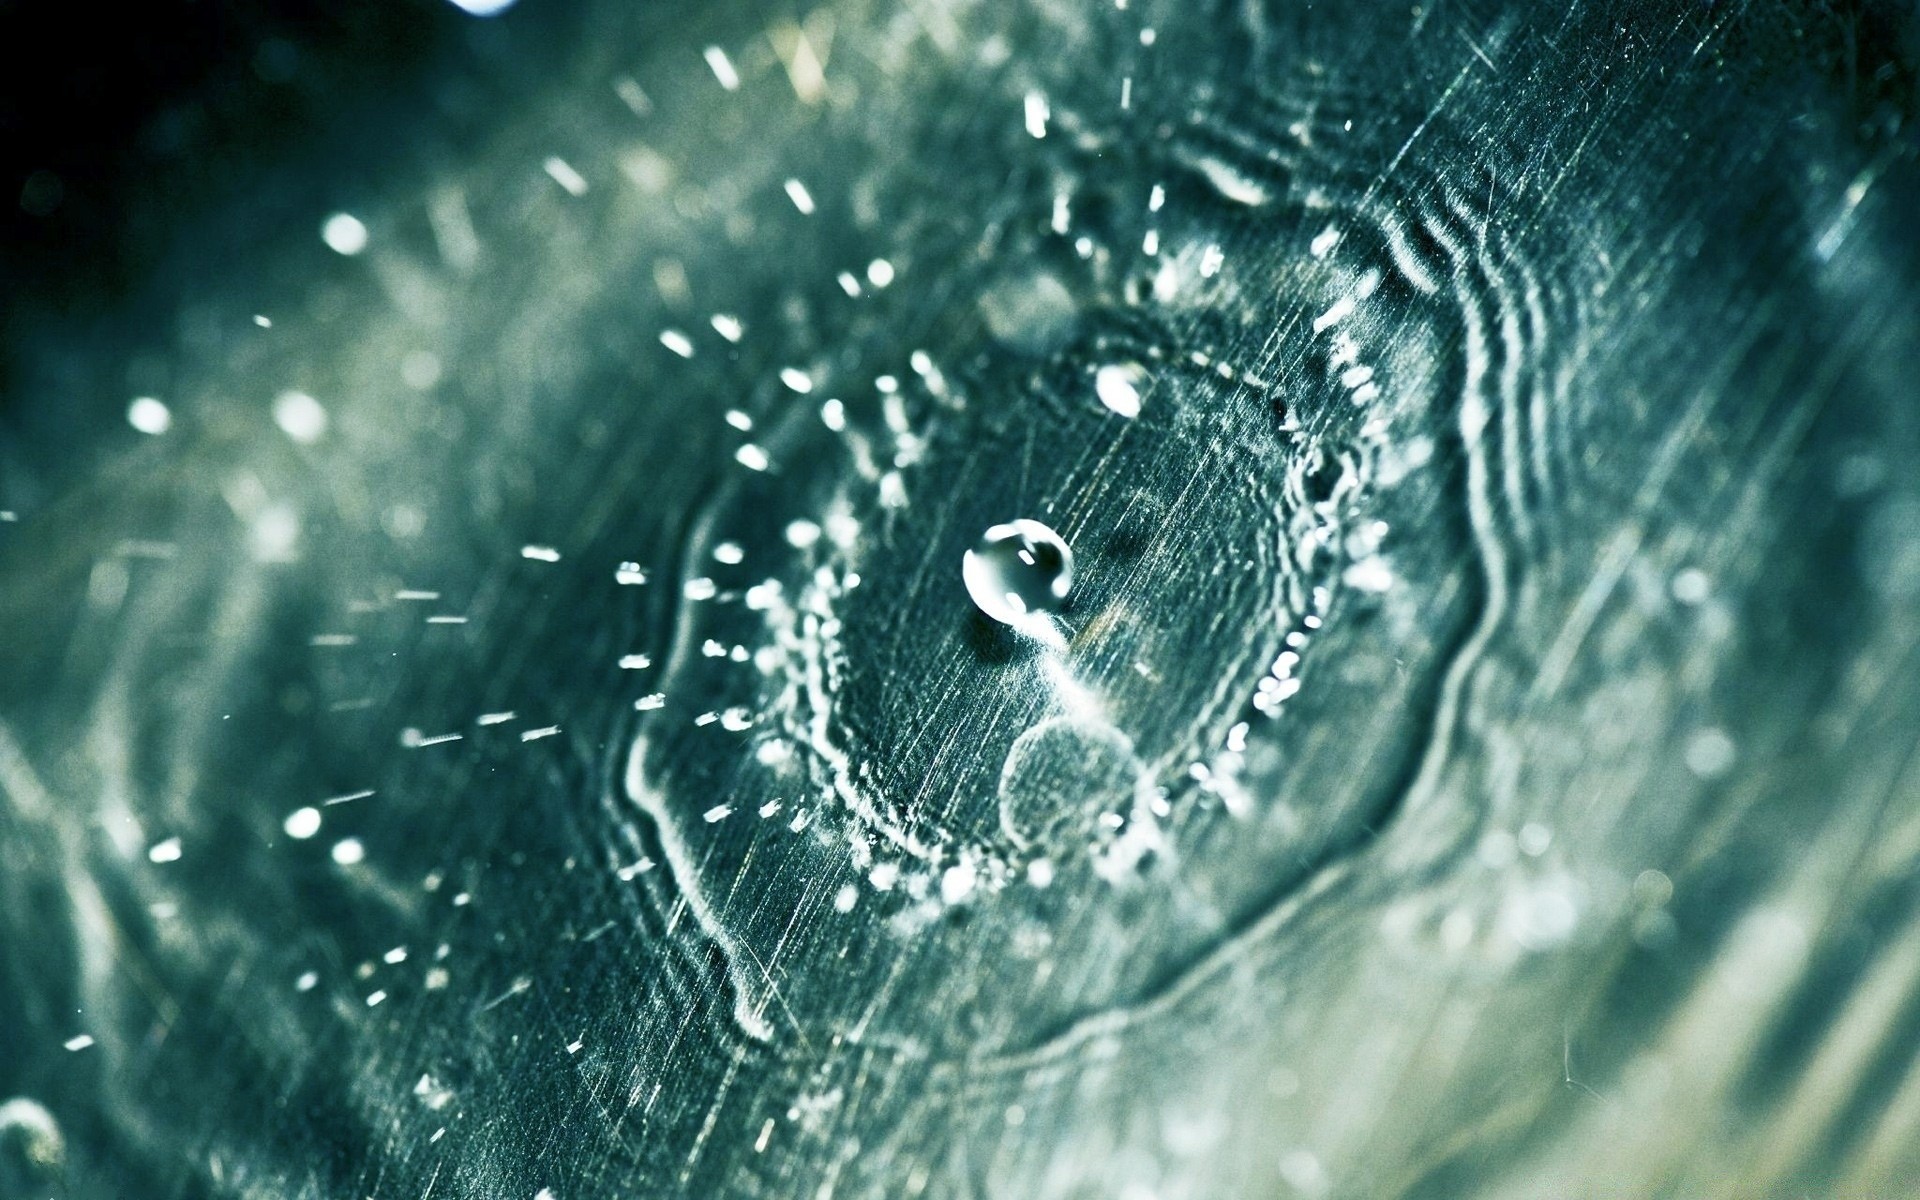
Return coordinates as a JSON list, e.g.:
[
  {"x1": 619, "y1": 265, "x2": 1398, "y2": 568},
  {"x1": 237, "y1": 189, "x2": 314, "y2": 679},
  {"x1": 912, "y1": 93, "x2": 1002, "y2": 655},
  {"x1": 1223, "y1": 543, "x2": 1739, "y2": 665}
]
[
  {"x1": 332, "y1": 837, "x2": 366, "y2": 865},
  {"x1": 445, "y1": 0, "x2": 517, "y2": 15},
  {"x1": 779, "y1": 367, "x2": 813, "y2": 394},
  {"x1": 321, "y1": 212, "x2": 369, "y2": 256},
  {"x1": 520, "y1": 545, "x2": 561, "y2": 562},
  {"x1": 659, "y1": 329, "x2": 695, "y2": 358},
  {"x1": 273, "y1": 390, "x2": 328, "y2": 443},
  {"x1": 1024, "y1": 90, "x2": 1050, "y2": 138},
  {"x1": 1094, "y1": 364, "x2": 1143, "y2": 418},
  {"x1": 147, "y1": 837, "x2": 182, "y2": 863},
  {"x1": 941, "y1": 860, "x2": 977, "y2": 904},
  {"x1": 64, "y1": 1035, "x2": 94, "y2": 1052},
  {"x1": 735, "y1": 444, "x2": 770, "y2": 471},
  {"x1": 284, "y1": 807, "x2": 322, "y2": 839},
  {"x1": 703, "y1": 46, "x2": 740, "y2": 90},
  {"x1": 866, "y1": 259, "x2": 895, "y2": 287},
  {"x1": 785, "y1": 520, "x2": 821, "y2": 548},
  {"x1": 710, "y1": 314, "x2": 744, "y2": 342},
  {"x1": 783, "y1": 179, "x2": 816, "y2": 215},
  {"x1": 713, "y1": 542, "x2": 745, "y2": 565},
  {"x1": 543, "y1": 156, "x2": 588, "y2": 196},
  {"x1": 127, "y1": 397, "x2": 171, "y2": 435}
]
